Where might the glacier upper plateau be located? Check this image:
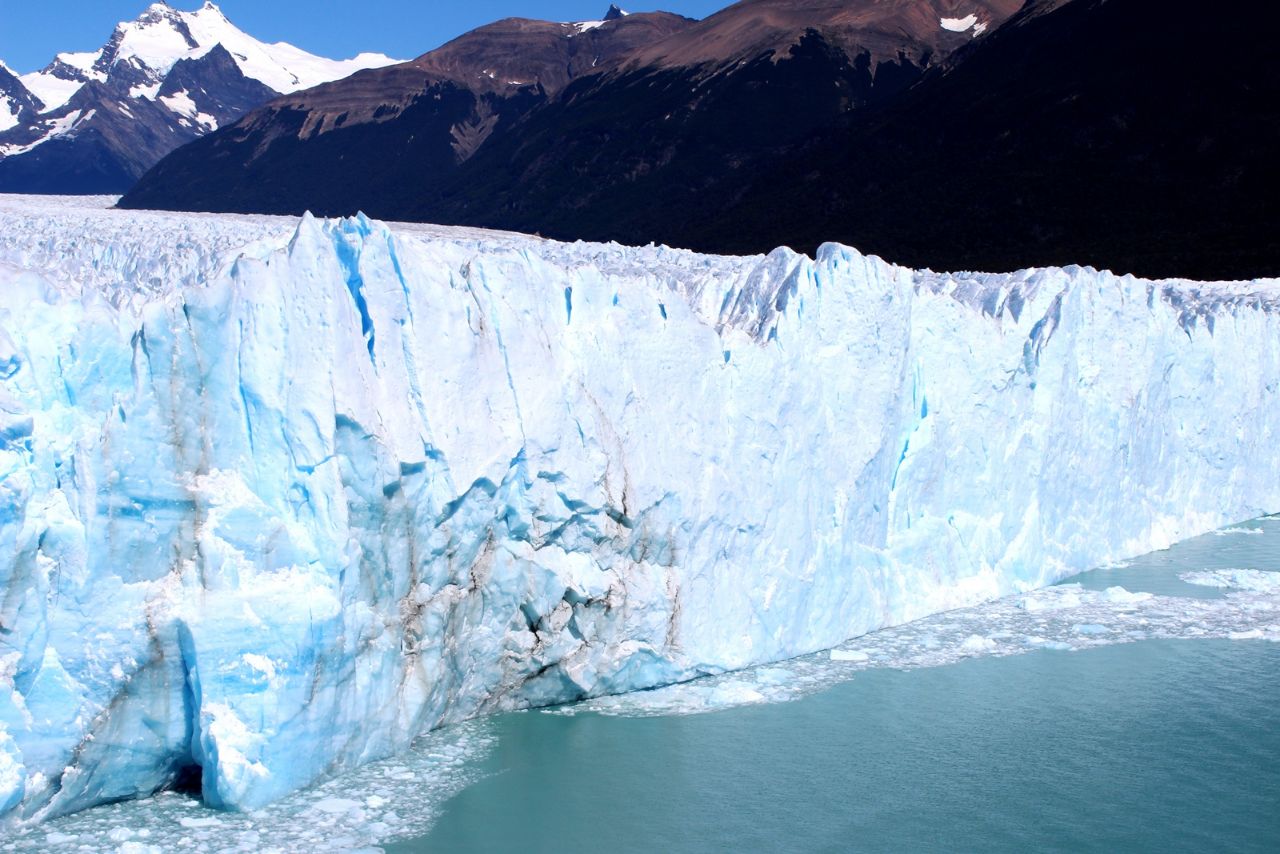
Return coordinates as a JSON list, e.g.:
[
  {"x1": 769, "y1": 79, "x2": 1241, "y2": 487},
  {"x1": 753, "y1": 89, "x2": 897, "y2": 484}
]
[{"x1": 0, "y1": 194, "x2": 1278, "y2": 828}]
